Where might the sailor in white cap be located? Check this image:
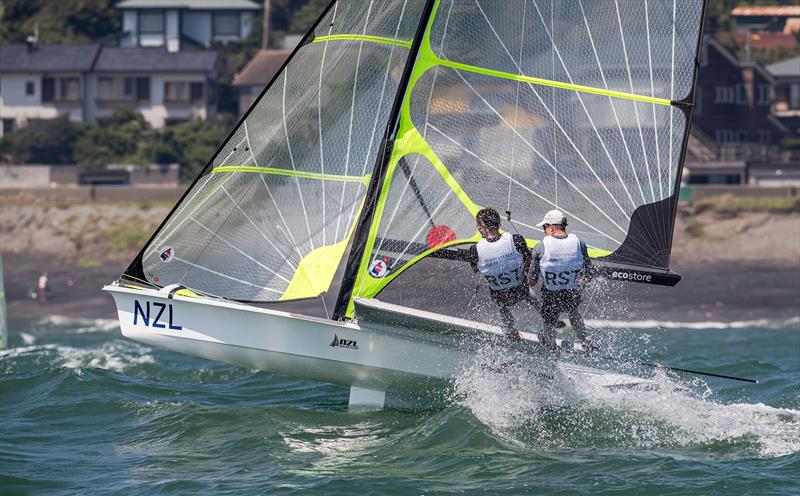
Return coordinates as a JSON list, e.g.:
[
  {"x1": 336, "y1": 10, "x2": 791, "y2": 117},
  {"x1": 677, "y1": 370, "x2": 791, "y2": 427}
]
[{"x1": 529, "y1": 209, "x2": 598, "y2": 352}]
